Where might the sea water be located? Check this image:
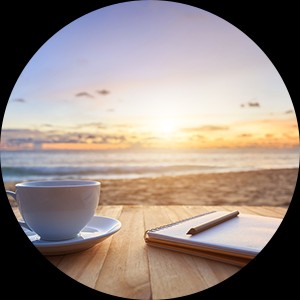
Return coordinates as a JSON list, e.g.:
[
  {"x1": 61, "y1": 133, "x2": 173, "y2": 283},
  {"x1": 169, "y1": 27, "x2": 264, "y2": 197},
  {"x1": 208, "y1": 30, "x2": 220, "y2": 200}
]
[{"x1": 1, "y1": 147, "x2": 299, "y2": 183}]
